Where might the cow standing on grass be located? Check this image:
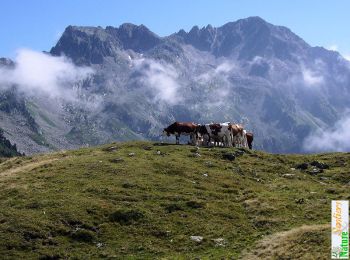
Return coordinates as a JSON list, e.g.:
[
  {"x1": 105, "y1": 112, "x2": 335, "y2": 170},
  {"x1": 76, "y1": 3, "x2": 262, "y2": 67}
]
[
  {"x1": 230, "y1": 123, "x2": 248, "y2": 148},
  {"x1": 163, "y1": 122, "x2": 198, "y2": 145},
  {"x1": 195, "y1": 122, "x2": 233, "y2": 147},
  {"x1": 163, "y1": 121, "x2": 254, "y2": 149},
  {"x1": 230, "y1": 123, "x2": 254, "y2": 149}
]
